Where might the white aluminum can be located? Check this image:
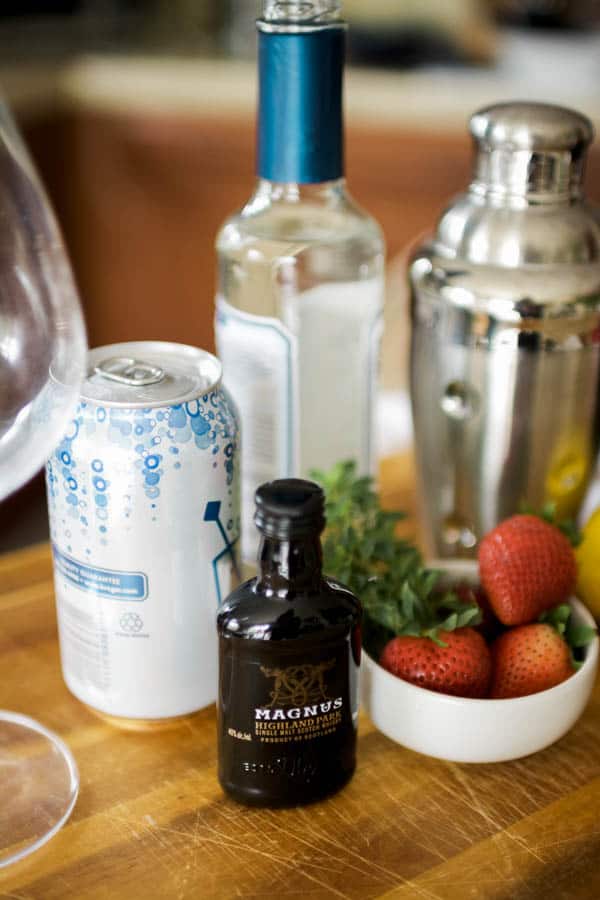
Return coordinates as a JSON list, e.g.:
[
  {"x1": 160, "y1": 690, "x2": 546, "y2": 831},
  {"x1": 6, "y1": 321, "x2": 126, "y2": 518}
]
[{"x1": 46, "y1": 342, "x2": 240, "y2": 725}]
